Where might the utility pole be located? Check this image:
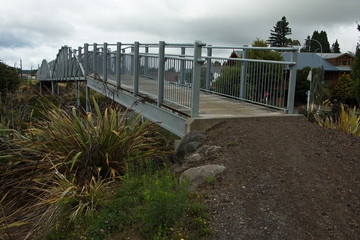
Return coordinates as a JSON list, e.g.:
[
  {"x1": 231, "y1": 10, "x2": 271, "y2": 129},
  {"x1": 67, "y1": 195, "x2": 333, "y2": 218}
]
[{"x1": 20, "y1": 59, "x2": 23, "y2": 78}]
